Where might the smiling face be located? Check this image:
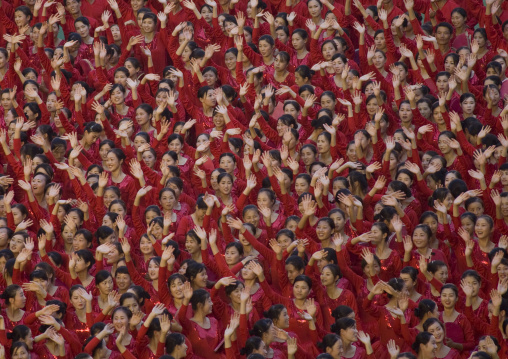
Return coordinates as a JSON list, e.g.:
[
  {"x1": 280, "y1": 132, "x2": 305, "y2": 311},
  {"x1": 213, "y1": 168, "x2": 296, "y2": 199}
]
[
  {"x1": 475, "y1": 217, "x2": 492, "y2": 240},
  {"x1": 147, "y1": 259, "x2": 159, "y2": 280},
  {"x1": 112, "y1": 309, "x2": 130, "y2": 332},
  {"x1": 193, "y1": 269, "x2": 208, "y2": 289}
]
